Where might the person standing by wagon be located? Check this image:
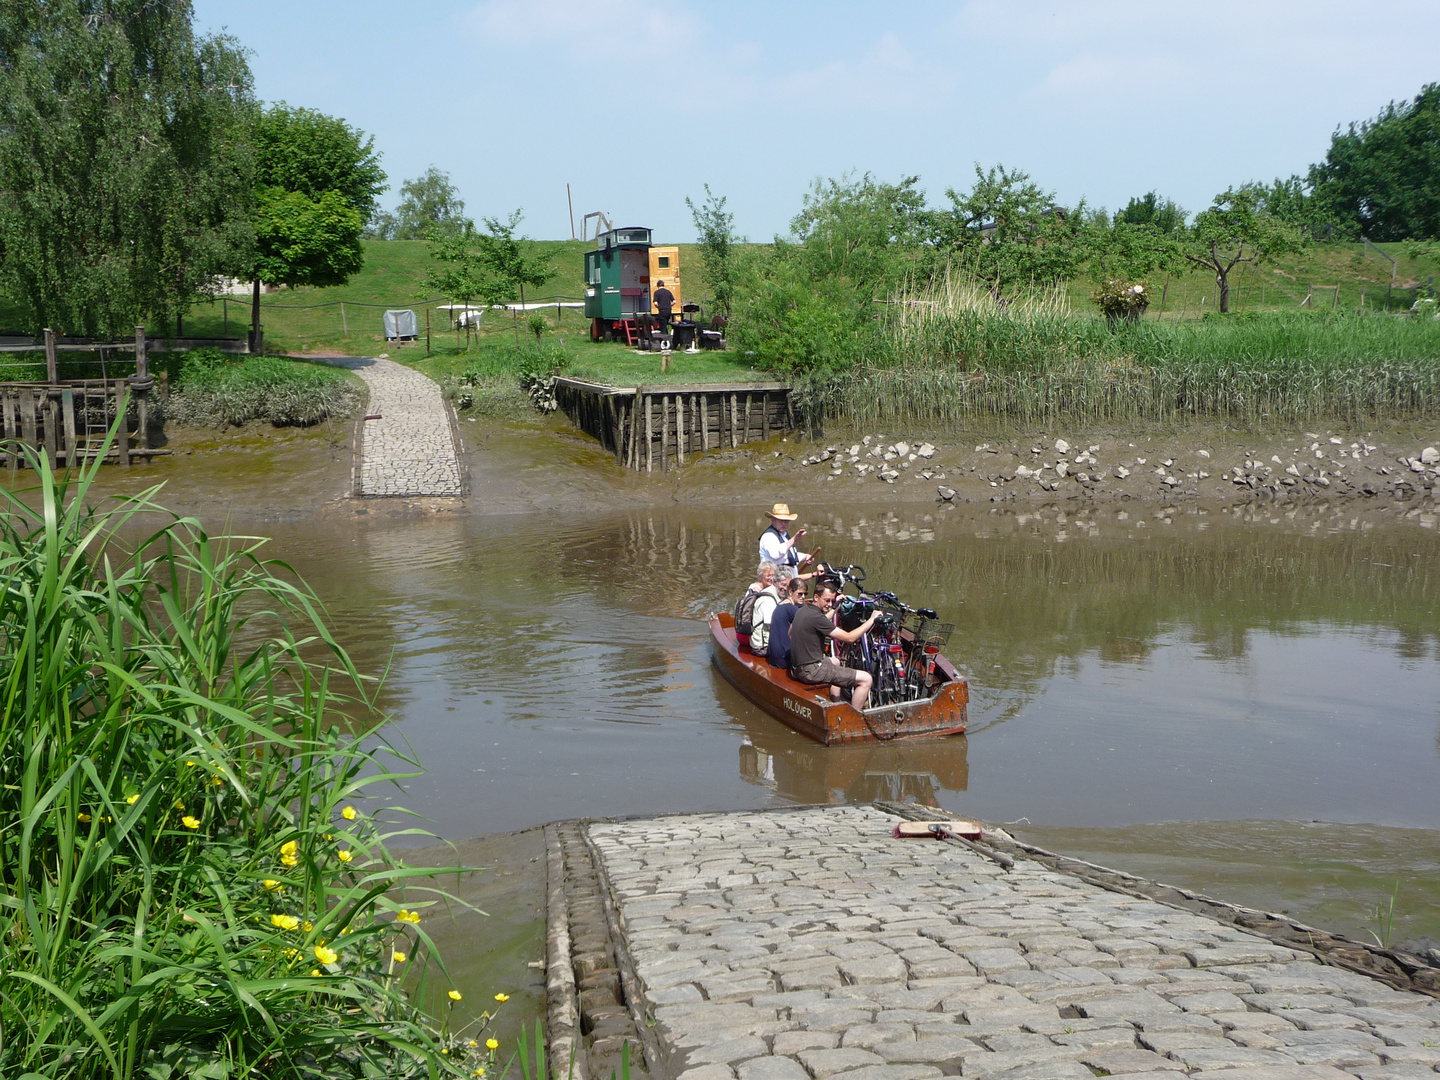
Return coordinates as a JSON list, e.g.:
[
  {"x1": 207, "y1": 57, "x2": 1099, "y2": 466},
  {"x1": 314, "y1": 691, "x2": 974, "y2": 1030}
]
[
  {"x1": 759, "y1": 503, "x2": 809, "y2": 569},
  {"x1": 653, "y1": 280, "x2": 675, "y2": 329}
]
